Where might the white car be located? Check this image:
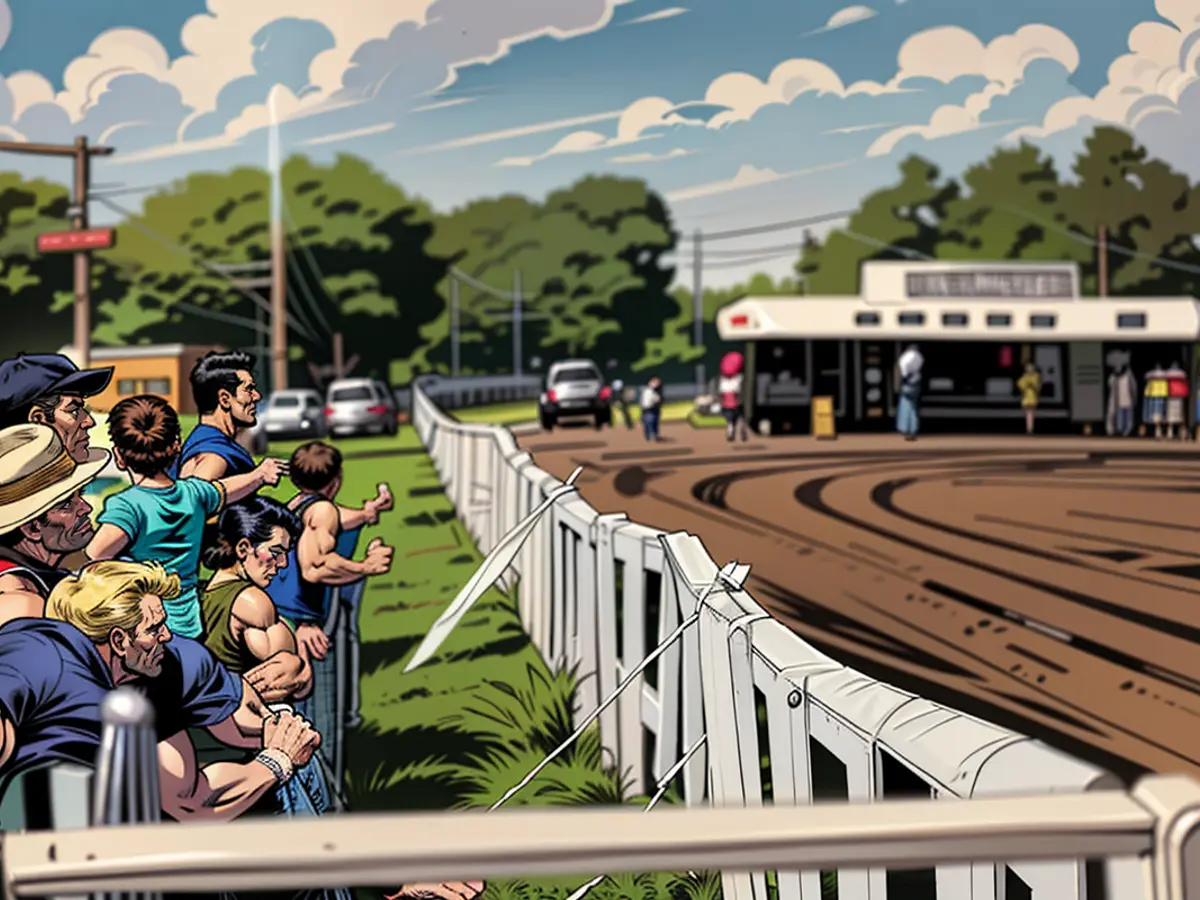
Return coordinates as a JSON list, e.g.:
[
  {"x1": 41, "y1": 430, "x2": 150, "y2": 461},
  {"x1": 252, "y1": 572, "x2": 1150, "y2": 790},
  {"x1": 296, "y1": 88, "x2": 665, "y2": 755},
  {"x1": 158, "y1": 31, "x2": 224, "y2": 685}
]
[{"x1": 260, "y1": 389, "x2": 327, "y2": 441}]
